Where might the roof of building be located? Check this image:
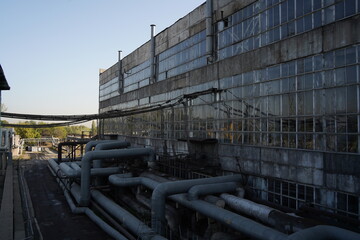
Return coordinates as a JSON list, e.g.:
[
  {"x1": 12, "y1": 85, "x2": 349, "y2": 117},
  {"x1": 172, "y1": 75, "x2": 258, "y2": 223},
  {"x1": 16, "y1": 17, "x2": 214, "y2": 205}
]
[{"x1": 0, "y1": 64, "x2": 10, "y2": 91}]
